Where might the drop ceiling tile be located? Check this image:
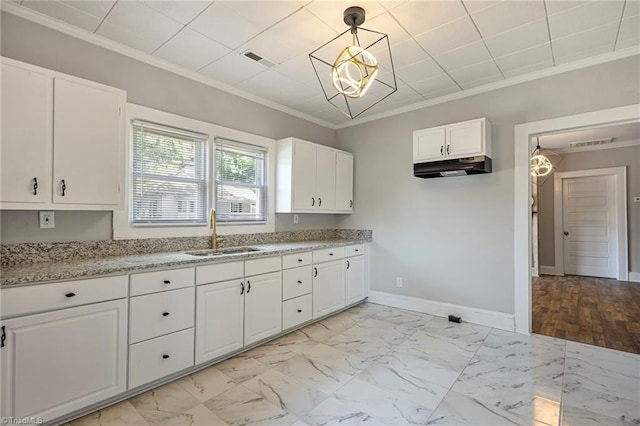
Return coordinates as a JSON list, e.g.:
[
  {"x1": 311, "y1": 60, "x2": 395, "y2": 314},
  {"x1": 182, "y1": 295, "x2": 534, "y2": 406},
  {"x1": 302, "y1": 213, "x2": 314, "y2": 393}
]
[
  {"x1": 239, "y1": 32, "x2": 299, "y2": 65},
  {"x1": 224, "y1": 1, "x2": 302, "y2": 30},
  {"x1": 305, "y1": 2, "x2": 387, "y2": 33},
  {"x1": 142, "y1": 1, "x2": 212, "y2": 25},
  {"x1": 552, "y1": 22, "x2": 618, "y2": 58},
  {"x1": 388, "y1": 1, "x2": 468, "y2": 36},
  {"x1": 364, "y1": 12, "x2": 411, "y2": 45},
  {"x1": 396, "y1": 58, "x2": 443, "y2": 83},
  {"x1": 376, "y1": 85, "x2": 424, "y2": 108},
  {"x1": 199, "y1": 52, "x2": 267, "y2": 85},
  {"x1": 62, "y1": 1, "x2": 115, "y2": 19},
  {"x1": 414, "y1": 16, "x2": 482, "y2": 57},
  {"x1": 462, "y1": 1, "x2": 501, "y2": 14},
  {"x1": 494, "y1": 43, "x2": 553, "y2": 72},
  {"x1": 484, "y1": 18, "x2": 550, "y2": 57},
  {"x1": 615, "y1": 37, "x2": 640, "y2": 51},
  {"x1": 291, "y1": 95, "x2": 332, "y2": 113},
  {"x1": 189, "y1": 2, "x2": 261, "y2": 49},
  {"x1": 460, "y1": 73, "x2": 503, "y2": 89},
  {"x1": 545, "y1": 1, "x2": 587, "y2": 16},
  {"x1": 96, "y1": 21, "x2": 161, "y2": 53},
  {"x1": 386, "y1": 38, "x2": 430, "y2": 69},
  {"x1": 555, "y1": 44, "x2": 612, "y2": 65},
  {"x1": 22, "y1": 0, "x2": 103, "y2": 32},
  {"x1": 448, "y1": 60, "x2": 502, "y2": 85},
  {"x1": 423, "y1": 84, "x2": 461, "y2": 99},
  {"x1": 408, "y1": 73, "x2": 459, "y2": 96},
  {"x1": 154, "y1": 28, "x2": 230, "y2": 71},
  {"x1": 276, "y1": 55, "x2": 318, "y2": 85},
  {"x1": 549, "y1": 1, "x2": 625, "y2": 39},
  {"x1": 623, "y1": 0, "x2": 640, "y2": 18},
  {"x1": 502, "y1": 60, "x2": 554, "y2": 79},
  {"x1": 617, "y1": 15, "x2": 640, "y2": 47},
  {"x1": 236, "y1": 69, "x2": 315, "y2": 99},
  {"x1": 469, "y1": 0, "x2": 546, "y2": 38},
  {"x1": 433, "y1": 41, "x2": 492, "y2": 72},
  {"x1": 100, "y1": 1, "x2": 182, "y2": 47}
]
